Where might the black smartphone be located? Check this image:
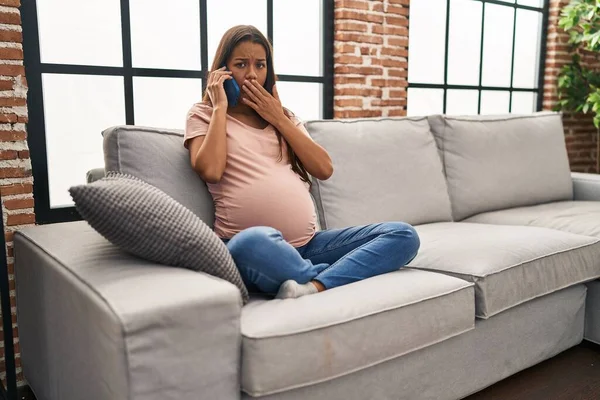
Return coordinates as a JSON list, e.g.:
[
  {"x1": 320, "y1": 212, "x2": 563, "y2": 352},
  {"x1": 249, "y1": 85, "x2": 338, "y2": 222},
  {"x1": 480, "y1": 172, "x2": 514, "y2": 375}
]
[{"x1": 222, "y1": 65, "x2": 240, "y2": 106}]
